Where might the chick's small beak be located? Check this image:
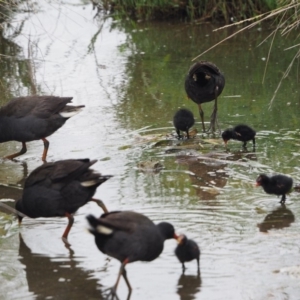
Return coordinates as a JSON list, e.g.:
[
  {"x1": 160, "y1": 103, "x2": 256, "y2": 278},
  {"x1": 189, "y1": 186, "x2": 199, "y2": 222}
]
[
  {"x1": 176, "y1": 234, "x2": 185, "y2": 245},
  {"x1": 255, "y1": 182, "x2": 260, "y2": 187}
]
